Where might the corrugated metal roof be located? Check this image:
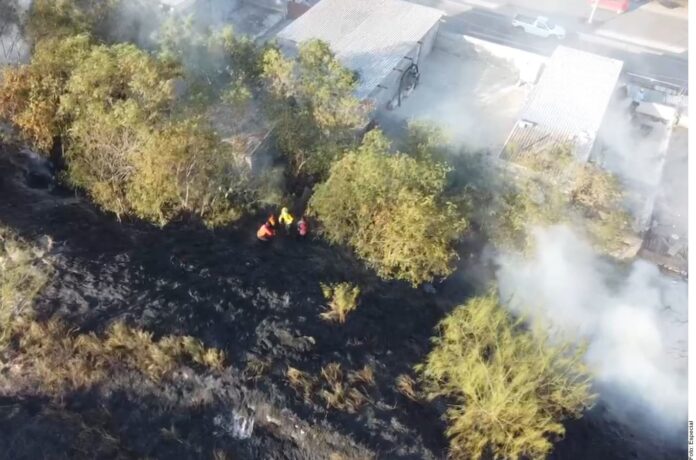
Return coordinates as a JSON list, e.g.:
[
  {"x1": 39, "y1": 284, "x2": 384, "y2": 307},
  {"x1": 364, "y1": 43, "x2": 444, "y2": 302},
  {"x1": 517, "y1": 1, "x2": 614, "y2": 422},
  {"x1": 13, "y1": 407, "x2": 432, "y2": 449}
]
[
  {"x1": 506, "y1": 46, "x2": 623, "y2": 161},
  {"x1": 277, "y1": 0, "x2": 443, "y2": 99},
  {"x1": 503, "y1": 124, "x2": 575, "y2": 162}
]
